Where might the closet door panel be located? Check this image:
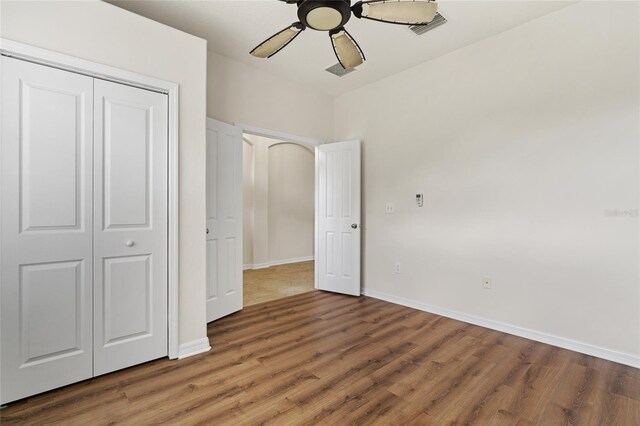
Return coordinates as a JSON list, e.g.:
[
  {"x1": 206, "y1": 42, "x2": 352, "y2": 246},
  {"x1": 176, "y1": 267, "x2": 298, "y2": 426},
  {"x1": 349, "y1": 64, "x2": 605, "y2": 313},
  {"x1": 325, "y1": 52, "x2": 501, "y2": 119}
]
[
  {"x1": 1, "y1": 57, "x2": 94, "y2": 404},
  {"x1": 93, "y1": 79, "x2": 168, "y2": 376}
]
